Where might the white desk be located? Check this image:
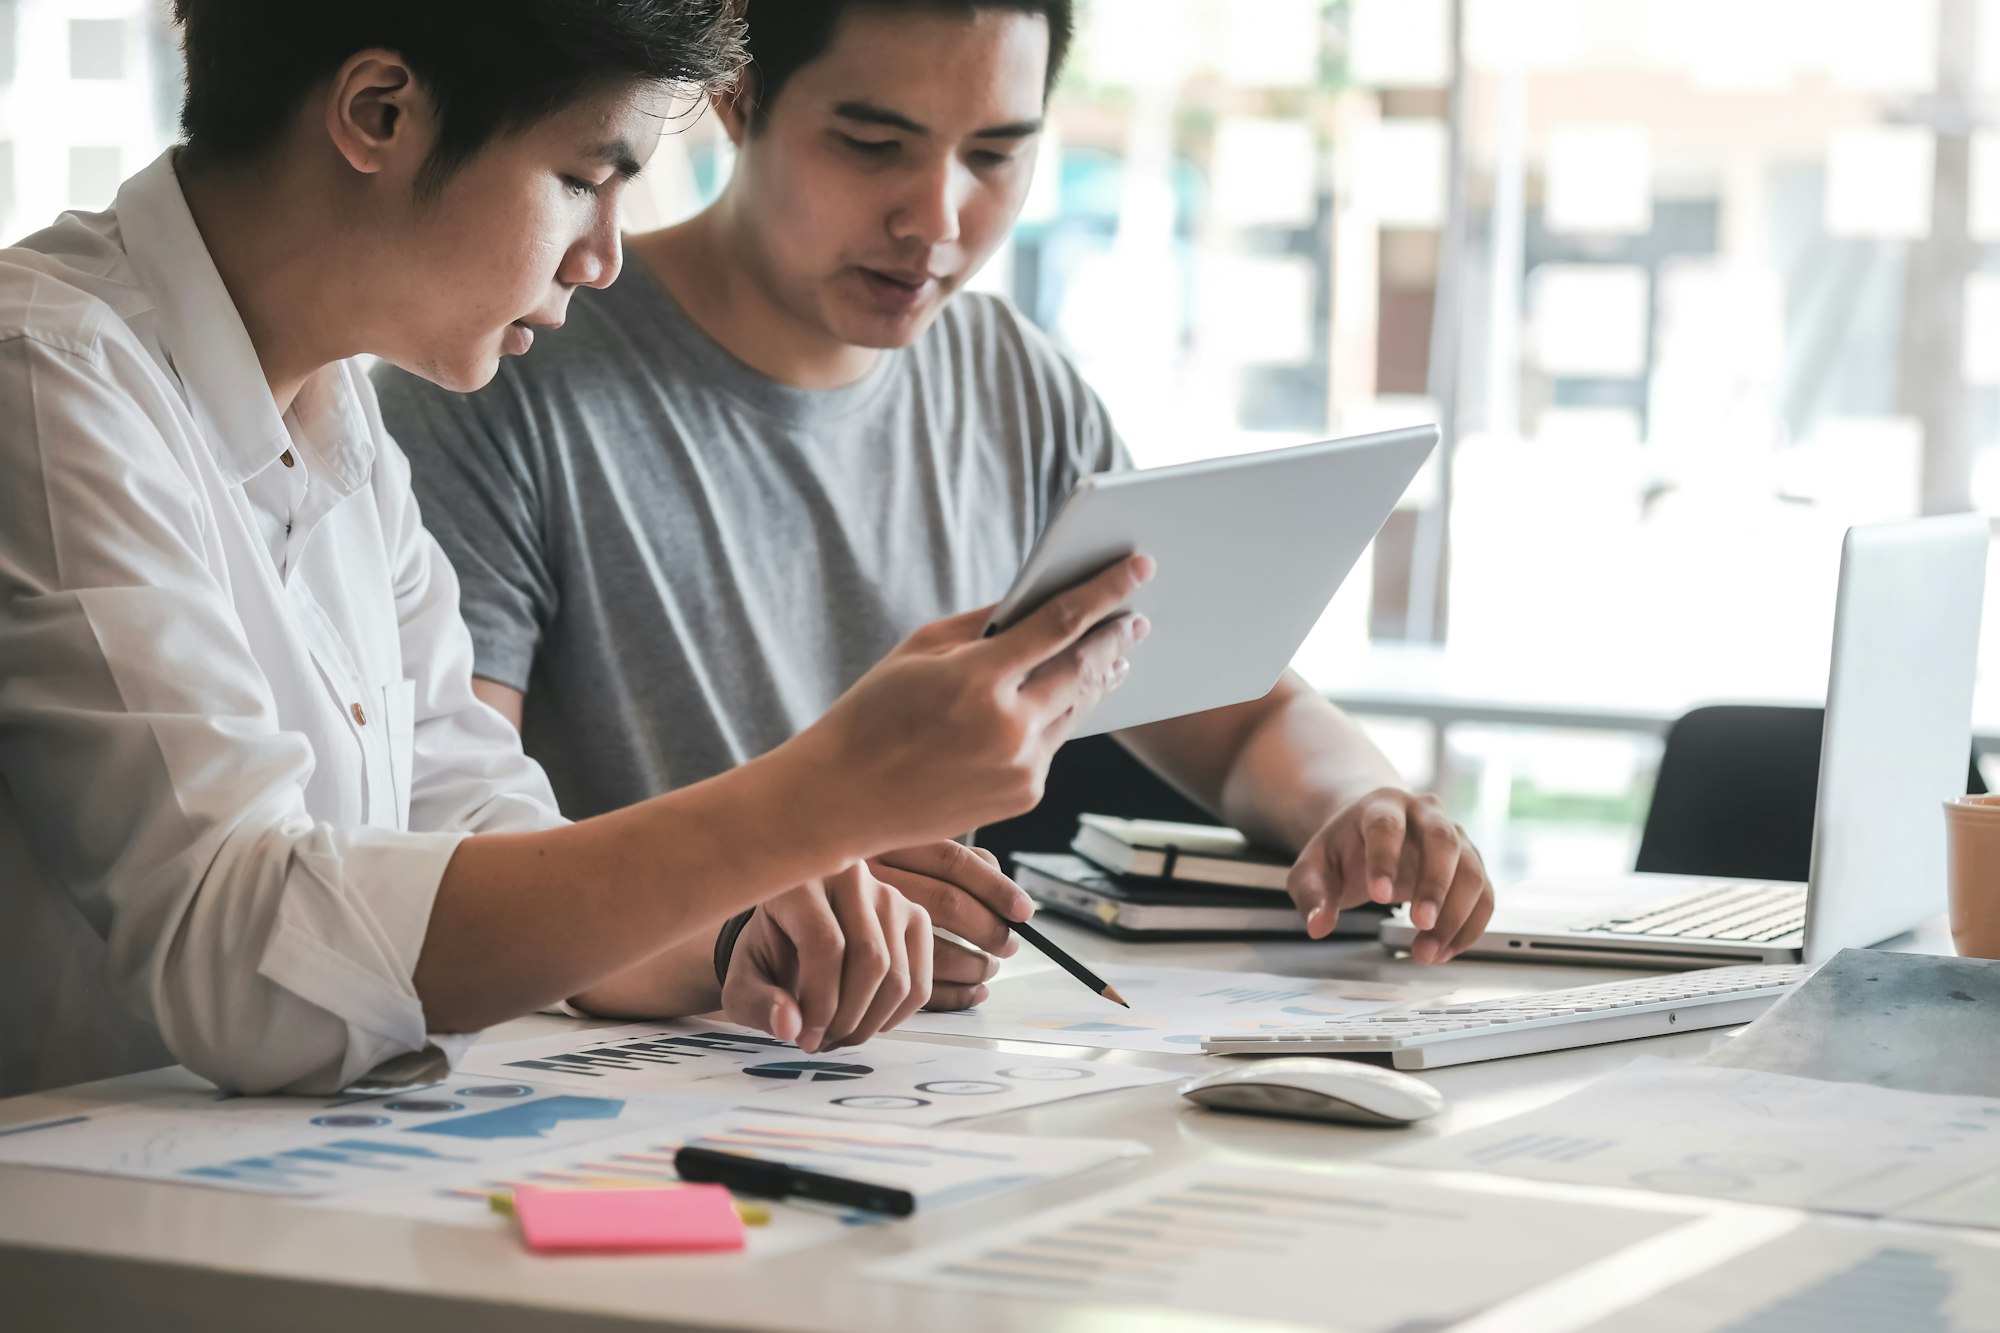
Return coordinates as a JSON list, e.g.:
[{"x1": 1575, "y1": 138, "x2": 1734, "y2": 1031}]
[{"x1": 0, "y1": 921, "x2": 1959, "y2": 1332}]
